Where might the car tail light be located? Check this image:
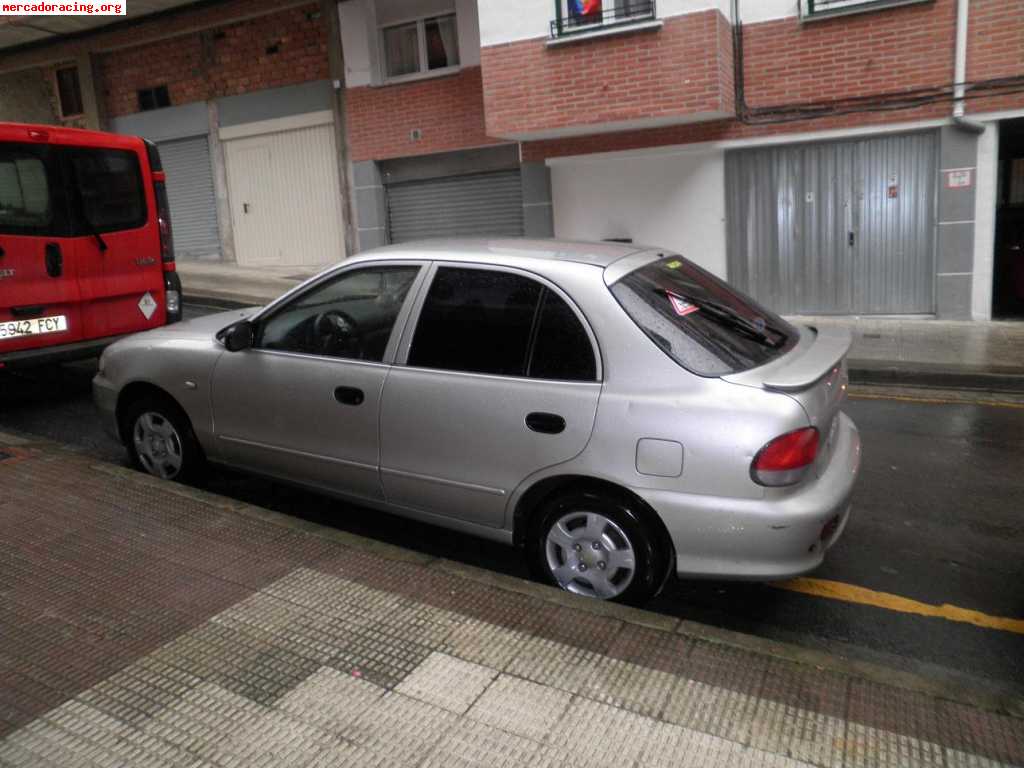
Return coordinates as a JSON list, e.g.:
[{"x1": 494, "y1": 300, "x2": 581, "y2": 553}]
[
  {"x1": 153, "y1": 176, "x2": 175, "y2": 266},
  {"x1": 751, "y1": 427, "x2": 819, "y2": 487}
]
